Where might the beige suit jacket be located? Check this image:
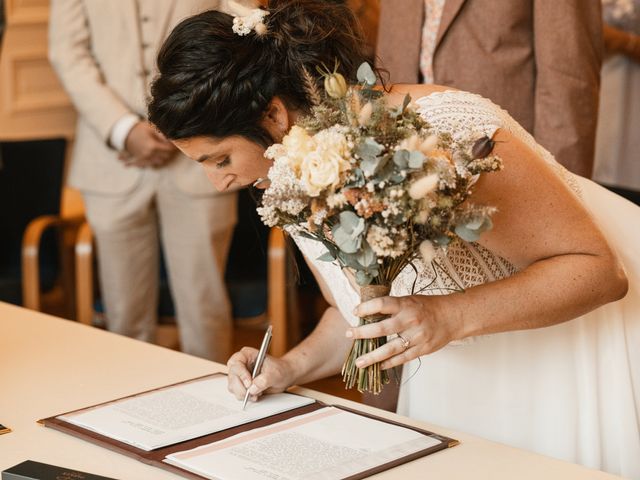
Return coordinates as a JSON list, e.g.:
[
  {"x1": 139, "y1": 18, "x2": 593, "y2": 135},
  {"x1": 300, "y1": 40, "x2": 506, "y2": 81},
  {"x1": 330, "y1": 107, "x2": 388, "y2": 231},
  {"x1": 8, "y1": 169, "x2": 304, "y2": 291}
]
[
  {"x1": 376, "y1": 0, "x2": 603, "y2": 178},
  {"x1": 49, "y1": 0, "x2": 226, "y2": 195}
]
